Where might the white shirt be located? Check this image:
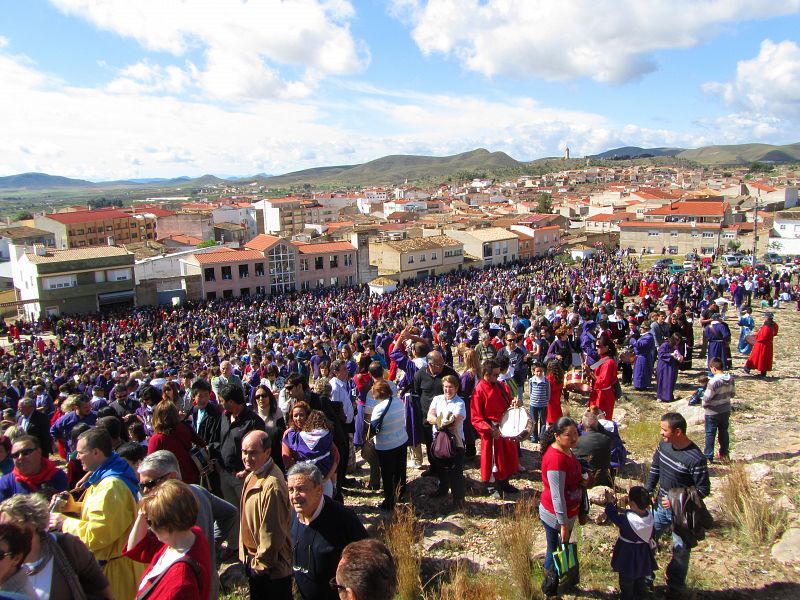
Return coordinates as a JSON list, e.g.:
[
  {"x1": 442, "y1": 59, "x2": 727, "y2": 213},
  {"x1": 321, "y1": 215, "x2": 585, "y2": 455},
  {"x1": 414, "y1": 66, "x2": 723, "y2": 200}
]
[
  {"x1": 429, "y1": 394, "x2": 466, "y2": 442},
  {"x1": 330, "y1": 377, "x2": 354, "y2": 424}
]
